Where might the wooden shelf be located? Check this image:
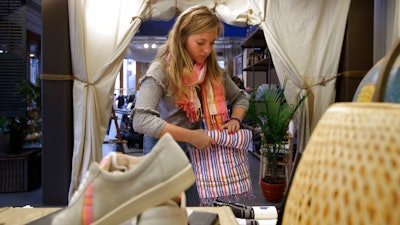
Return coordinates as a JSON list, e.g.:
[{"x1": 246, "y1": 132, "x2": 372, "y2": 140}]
[
  {"x1": 240, "y1": 27, "x2": 277, "y2": 88},
  {"x1": 243, "y1": 58, "x2": 273, "y2": 71},
  {"x1": 241, "y1": 29, "x2": 267, "y2": 48}
]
